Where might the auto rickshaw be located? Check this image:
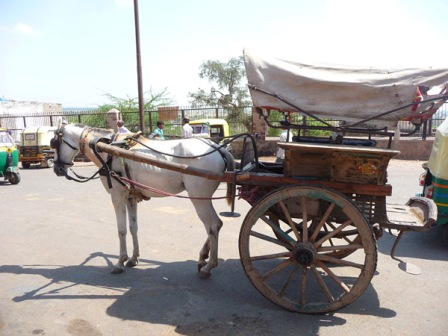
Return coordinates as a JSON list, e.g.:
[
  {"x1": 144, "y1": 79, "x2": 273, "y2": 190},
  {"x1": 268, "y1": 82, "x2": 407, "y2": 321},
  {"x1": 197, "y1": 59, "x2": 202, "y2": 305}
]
[
  {"x1": 190, "y1": 118, "x2": 230, "y2": 142},
  {"x1": 190, "y1": 118, "x2": 232, "y2": 152},
  {"x1": 0, "y1": 127, "x2": 21, "y2": 184},
  {"x1": 20, "y1": 126, "x2": 56, "y2": 168},
  {"x1": 419, "y1": 116, "x2": 448, "y2": 244}
]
